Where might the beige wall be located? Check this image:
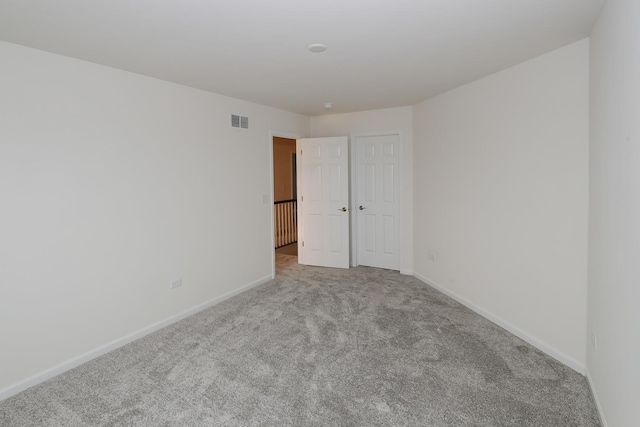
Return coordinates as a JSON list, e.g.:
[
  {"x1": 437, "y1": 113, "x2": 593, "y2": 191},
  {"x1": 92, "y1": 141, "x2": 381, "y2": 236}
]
[
  {"x1": 588, "y1": 0, "x2": 640, "y2": 425},
  {"x1": 273, "y1": 137, "x2": 296, "y2": 202},
  {"x1": 413, "y1": 39, "x2": 589, "y2": 371},
  {"x1": 0, "y1": 40, "x2": 310, "y2": 396}
]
